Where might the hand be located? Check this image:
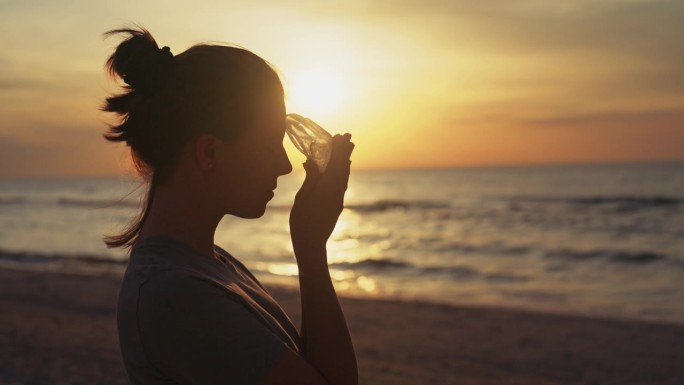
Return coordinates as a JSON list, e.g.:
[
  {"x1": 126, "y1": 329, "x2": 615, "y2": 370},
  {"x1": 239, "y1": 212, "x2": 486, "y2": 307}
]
[{"x1": 289, "y1": 134, "x2": 355, "y2": 258}]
